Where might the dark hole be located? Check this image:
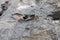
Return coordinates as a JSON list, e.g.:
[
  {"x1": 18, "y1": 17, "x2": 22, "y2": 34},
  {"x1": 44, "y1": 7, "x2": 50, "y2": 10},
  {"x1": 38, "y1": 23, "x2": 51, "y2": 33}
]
[
  {"x1": 25, "y1": 28, "x2": 30, "y2": 30},
  {"x1": 2, "y1": 6, "x2": 5, "y2": 9},
  {"x1": 23, "y1": 15, "x2": 28, "y2": 19},
  {"x1": 47, "y1": 11, "x2": 60, "y2": 20},
  {"x1": 52, "y1": 18, "x2": 59, "y2": 20}
]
